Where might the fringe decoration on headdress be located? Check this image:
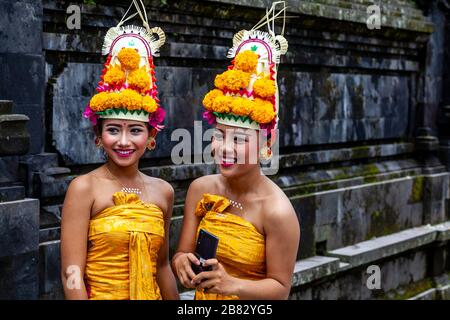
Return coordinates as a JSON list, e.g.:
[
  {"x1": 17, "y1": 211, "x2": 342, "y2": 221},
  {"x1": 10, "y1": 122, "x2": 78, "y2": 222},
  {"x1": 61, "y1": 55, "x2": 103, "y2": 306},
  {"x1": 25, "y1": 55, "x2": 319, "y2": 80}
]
[
  {"x1": 227, "y1": 1, "x2": 288, "y2": 63},
  {"x1": 101, "y1": 0, "x2": 165, "y2": 56}
]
